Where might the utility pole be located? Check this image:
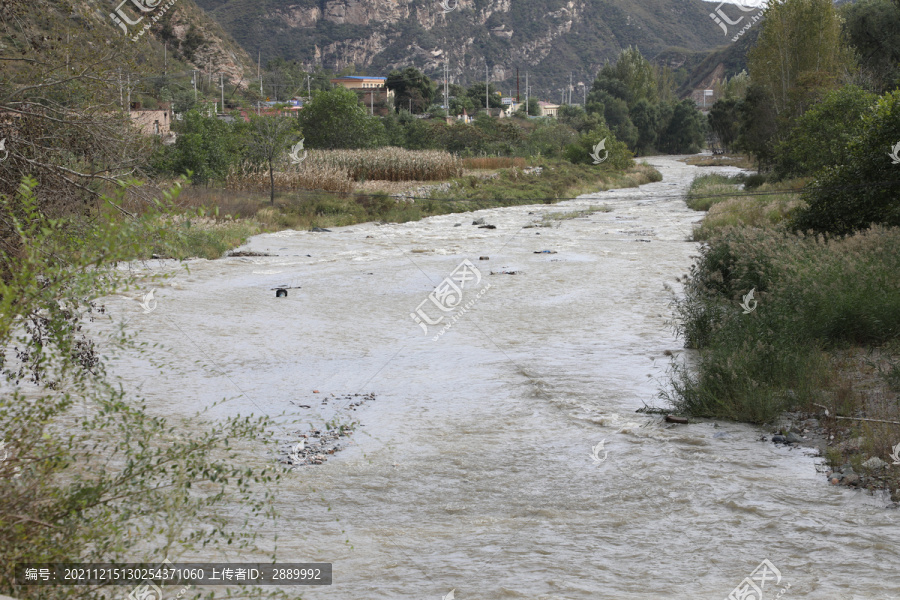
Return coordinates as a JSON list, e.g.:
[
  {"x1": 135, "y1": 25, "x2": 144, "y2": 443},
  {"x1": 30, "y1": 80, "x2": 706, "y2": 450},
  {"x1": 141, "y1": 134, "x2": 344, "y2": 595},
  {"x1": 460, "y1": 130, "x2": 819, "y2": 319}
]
[
  {"x1": 118, "y1": 68, "x2": 123, "y2": 111},
  {"x1": 568, "y1": 72, "x2": 573, "y2": 104},
  {"x1": 525, "y1": 72, "x2": 529, "y2": 115},
  {"x1": 485, "y1": 65, "x2": 489, "y2": 113},
  {"x1": 164, "y1": 42, "x2": 167, "y2": 76},
  {"x1": 259, "y1": 52, "x2": 263, "y2": 96},
  {"x1": 516, "y1": 67, "x2": 520, "y2": 103},
  {"x1": 220, "y1": 72, "x2": 224, "y2": 114},
  {"x1": 193, "y1": 70, "x2": 197, "y2": 101},
  {"x1": 443, "y1": 59, "x2": 449, "y2": 112},
  {"x1": 307, "y1": 74, "x2": 311, "y2": 100},
  {"x1": 371, "y1": 90, "x2": 374, "y2": 115},
  {"x1": 126, "y1": 73, "x2": 131, "y2": 110}
]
